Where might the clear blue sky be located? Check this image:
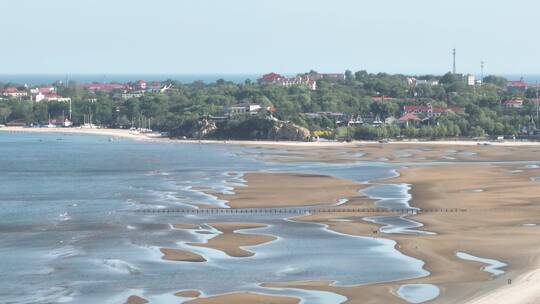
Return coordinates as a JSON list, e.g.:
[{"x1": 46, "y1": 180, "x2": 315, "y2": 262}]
[{"x1": 1, "y1": 0, "x2": 538, "y2": 75}]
